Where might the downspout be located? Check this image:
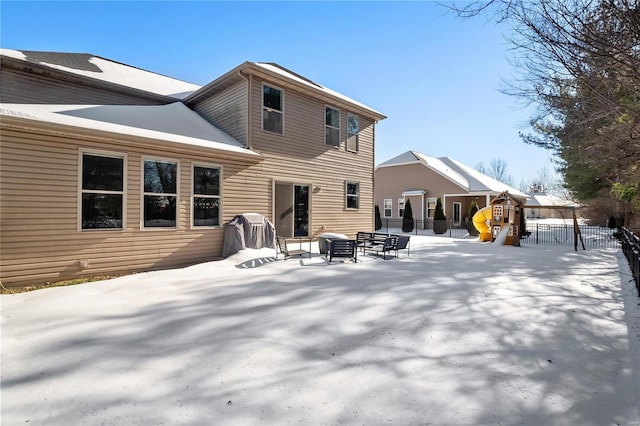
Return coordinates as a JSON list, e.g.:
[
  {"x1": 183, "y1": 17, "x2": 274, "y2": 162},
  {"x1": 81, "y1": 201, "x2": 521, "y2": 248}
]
[
  {"x1": 443, "y1": 194, "x2": 447, "y2": 220},
  {"x1": 421, "y1": 192, "x2": 425, "y2": 229},
  {"x1": 372, "y1": 120, "x2": 377, "y2": 229},
  {"x1": 237, "y1": 70, "x2": 252, "y2": 150}
]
